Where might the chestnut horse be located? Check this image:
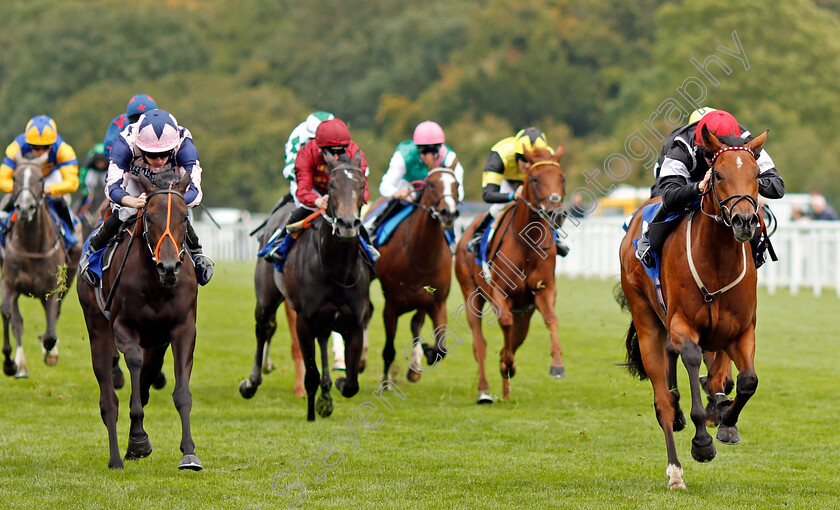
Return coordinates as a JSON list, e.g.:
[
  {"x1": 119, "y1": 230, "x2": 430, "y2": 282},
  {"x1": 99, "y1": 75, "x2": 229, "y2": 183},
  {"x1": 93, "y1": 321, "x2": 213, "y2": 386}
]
[
  {"x1": 618, "y1": 127, "x2": 767, "y2": 489},
  {"x1": 78, "y1": 171, "x2": 202, "y2": 470},
  {"x1": 454, "y1": 145, "x2": 566, "y2": 403},
  {"x1": 365, "y1": 166, "x2": 460, "y2": 383},
  {"x1": 282, "y1": 152, "x2": 372, "y2": 421},
  {"x1": 1, "y1": 152, "x2": 81, "y2": 377},
  {"x1": 239, "y1": 198, "x2": 305, "y2": 400}
]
